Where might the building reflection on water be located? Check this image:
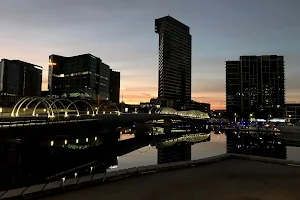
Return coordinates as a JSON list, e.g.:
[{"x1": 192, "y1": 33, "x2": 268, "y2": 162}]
[
  {"x1": 0, "y1": 125, "x2": 210, "y2": 191},
  {"x1": 0, "y1": 126, "x2": 294, "y2": 191},
  {"x1": 157, "y1": 143, "x2": 191, "y2": 164},
  {"x1": 226, "y1": 130, "x2": 287, "y2": 159}
]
